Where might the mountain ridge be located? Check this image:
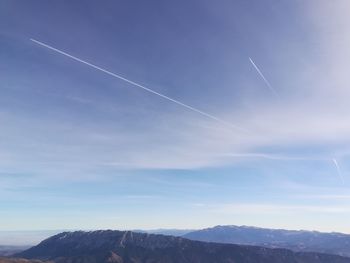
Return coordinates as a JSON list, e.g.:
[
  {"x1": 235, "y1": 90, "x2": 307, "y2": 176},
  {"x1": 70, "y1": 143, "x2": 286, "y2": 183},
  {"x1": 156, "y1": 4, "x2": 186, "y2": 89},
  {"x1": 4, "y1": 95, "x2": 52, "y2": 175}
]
[
  {"x1": 15, "y1": 230, "x2": 350, "y2": 263},
  {"x1": 184, "y1": 225, "x2": 350, "y2": 257}
]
